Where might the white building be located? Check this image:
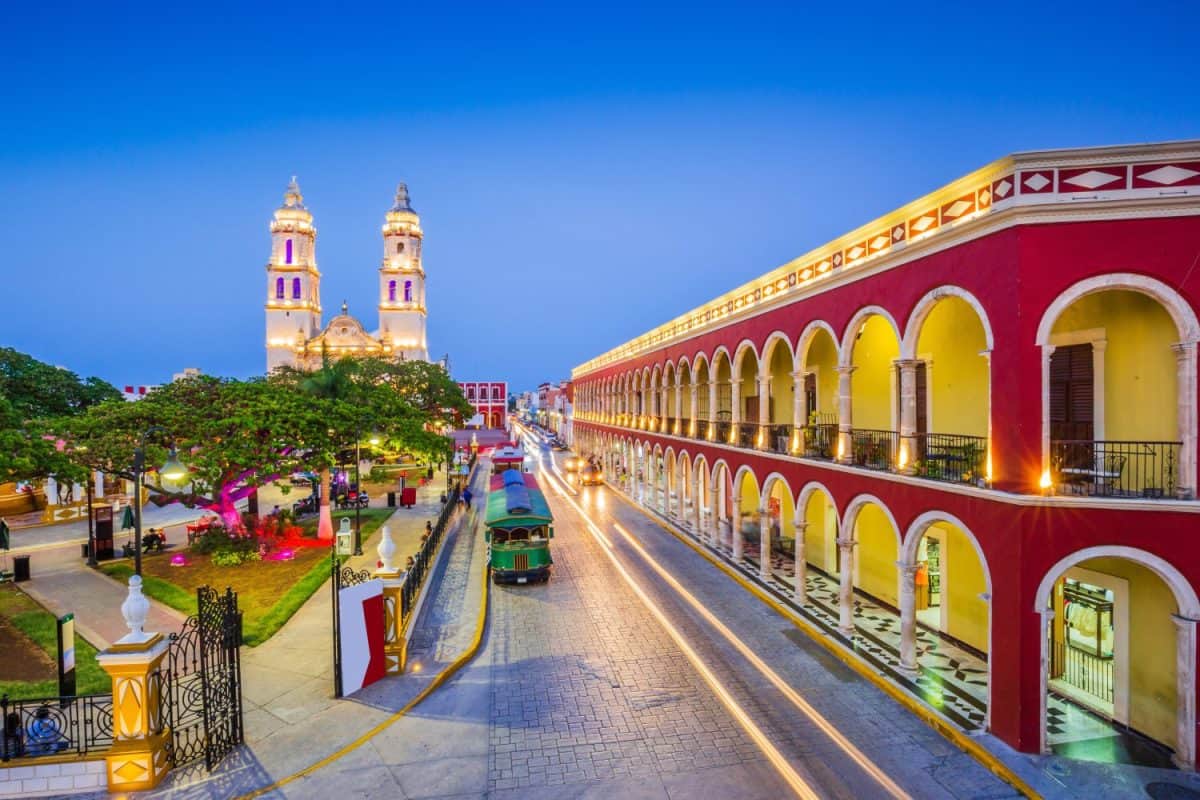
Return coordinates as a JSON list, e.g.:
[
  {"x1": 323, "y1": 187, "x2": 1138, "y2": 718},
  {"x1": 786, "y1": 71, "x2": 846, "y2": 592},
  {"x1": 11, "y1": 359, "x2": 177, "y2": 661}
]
[{"x1": 265, "y1": 179, "x2": 430, "y2": 371}]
